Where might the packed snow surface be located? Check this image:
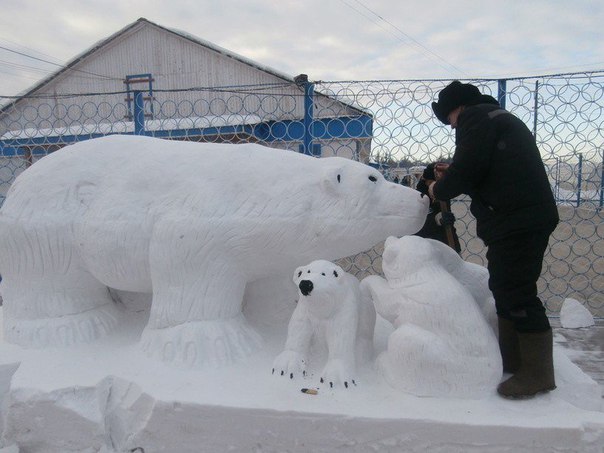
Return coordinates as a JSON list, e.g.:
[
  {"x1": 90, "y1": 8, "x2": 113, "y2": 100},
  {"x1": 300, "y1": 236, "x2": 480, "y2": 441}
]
[{"x1": 1, "y1": 304, "x2": 603, "y2": 452}]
